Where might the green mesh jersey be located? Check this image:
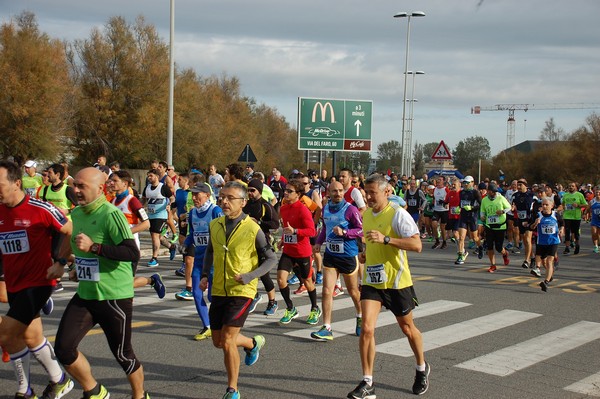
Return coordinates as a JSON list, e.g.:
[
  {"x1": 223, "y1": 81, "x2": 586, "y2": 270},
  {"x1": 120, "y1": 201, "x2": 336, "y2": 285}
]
[
  {"x1": 561, "y1": 191, "x2": 587, "y2": 220},
  {"x1": 71, "y1": 201, "x2": 135, "y2": 300}
]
